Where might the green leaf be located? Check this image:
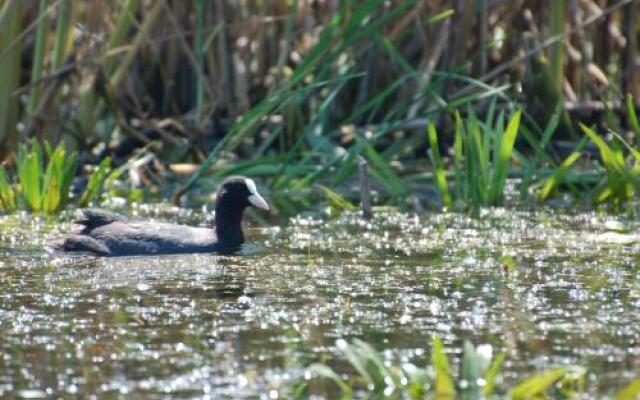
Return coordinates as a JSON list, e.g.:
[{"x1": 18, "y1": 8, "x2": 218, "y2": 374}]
[
  {"x1": 80, "y1": 157, "x2": 112, "y2": 207},
  {"x1": 538, "y1": 151, "x2": 581, "y2": 201},
  {"x1": 626, "y1": 93, "x2": 640, "y2": 144},
  {"x1": 431, "y1": 336, "x2": 455, "y2": 398},
  {"x1": 336, "y1": 338, "x2": 373, "y2": 385},
  {"x1": 540, "y1": 103, "x2": 563, "y2": 151},
  {"x1": 460, "y1": 341, "x2": 481, "y2": 399},
  {"x1": 60, "y1": 150, "x2": 78, "y2": 208},
  {"x1": 306, "y1": 363, "x2": 353, "y2": 397},
  {"x1": 355, "y1": 339, "x2": 394, "y2": 390},
  {"x1": 0, "y1": 166, "x2": 15, "y2": 210},
  {"x1": 490, "y1": 109, "x2": 521, "y2": 202},
  {"x1": 428, "y1": 122, "x2": 452, "y2": 209},
  {"x1": 483, "y1": 352, "x2": 505, "y2": 396},
  {"x1": 42, "y1": 146, "x2": 64, "y2": 213},
  {"x1": 18, "y1": 150, "x2": 43, "y2": 211},
  {"x1": 510, "y1": 368, "x2": 565, "y2": 399},
  {"x1": 580, "y1": 123, "x2": 625, "y2": 174},
  {"x1": 615, "y1": 378, "x2": 640, "y2": 400},
  {"x1": 360, "y1": 139, "x2": 407, "y2": 199},
  {"x1": 454, "y1": 111, "x2": 465, "y2": 201},
  {"x1": 316, "y1": 184, "x2": 357, "y2": 212}
]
